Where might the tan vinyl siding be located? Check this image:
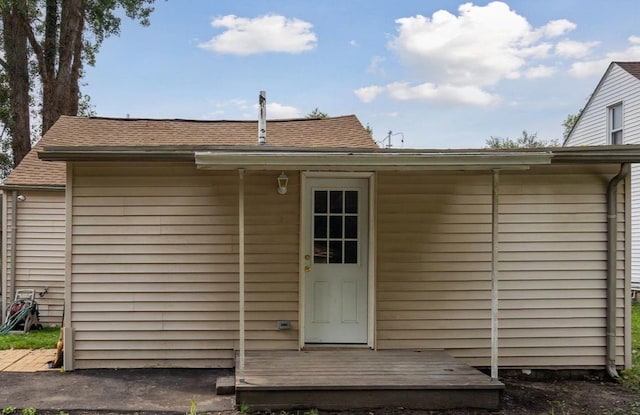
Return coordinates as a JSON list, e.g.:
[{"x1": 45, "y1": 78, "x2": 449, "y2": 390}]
[
  {"x1": 376, "y1": 166, "x2": 627, "y2": 369},
  {"x1": 377, "y1": 171, "x2": 492, "y2": 364},
  {"x1": 70, "y1": 163, "x2": 299, "y2": 369},
  {"x1": 244, "y1": 172, "x2": 299, "y2": 350},
  {"x1": 499, "y1": 165, "x2": 625, "y2": 368},
  {"x1": 2, "y1": 190, "x2": 65, "y2": 325},
  {"x1": 71, "y1": 162, "x2": 239, "y2": 369}
]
